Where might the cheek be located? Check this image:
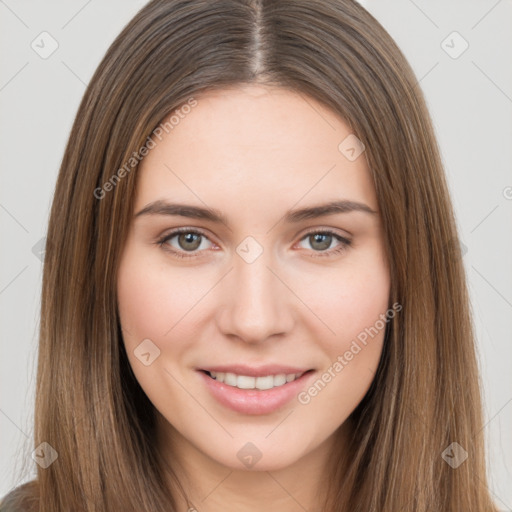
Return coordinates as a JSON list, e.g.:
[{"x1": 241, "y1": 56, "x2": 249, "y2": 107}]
[
  {"x1": 294, "y1": 249, "x2": 390, "y2": 415},
  {"x1": 116, "y1": 247, "x2": 204, "y2": 413},
  {"x1": 295, "y1": 248, "x2": 390, "y2": 345},
  {"x1": 297, "y1": 249, "x2": 389, "y2": 396},
  {"x1": 117, "y1": 246, "x2": 209, "y2": 344}
]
